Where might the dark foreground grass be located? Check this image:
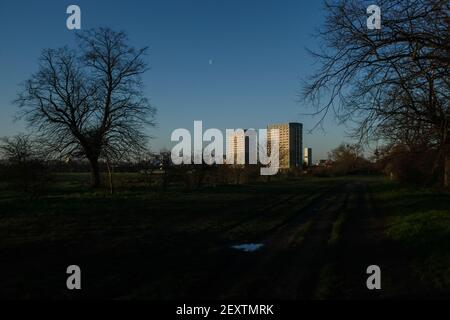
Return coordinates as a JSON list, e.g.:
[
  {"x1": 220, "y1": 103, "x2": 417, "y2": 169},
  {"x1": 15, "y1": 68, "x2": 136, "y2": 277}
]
[
  {"x1": 0, "y1": 173, "x2": 449, "y2": 298},
  {"x1": 373, "y1": 180, "x2": 450, "y2": 294},
  {"x1": 312, "y1": 177, "x2": 450, "y2": 299},
  {"x1": 0, "y1": 173, "x2": 344, "y2": 298},
  {"x1": 0, "y1": 173, "x2": 340, "y2": 247}
]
